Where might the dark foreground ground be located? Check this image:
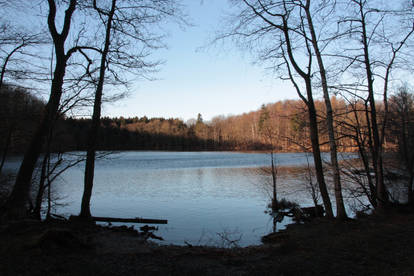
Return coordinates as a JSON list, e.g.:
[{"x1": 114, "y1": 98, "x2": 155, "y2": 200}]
[{"x1": 1, "y1": 209, "x2": 414, "y2": 276}]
